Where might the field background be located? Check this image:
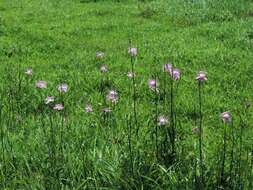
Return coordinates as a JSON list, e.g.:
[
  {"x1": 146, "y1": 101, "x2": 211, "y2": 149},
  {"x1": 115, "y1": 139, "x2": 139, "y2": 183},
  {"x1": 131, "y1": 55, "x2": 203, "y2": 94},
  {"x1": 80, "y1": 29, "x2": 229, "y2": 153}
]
[{"x1": 0, "y1": 0, "x2": 253, "y2": 189}]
